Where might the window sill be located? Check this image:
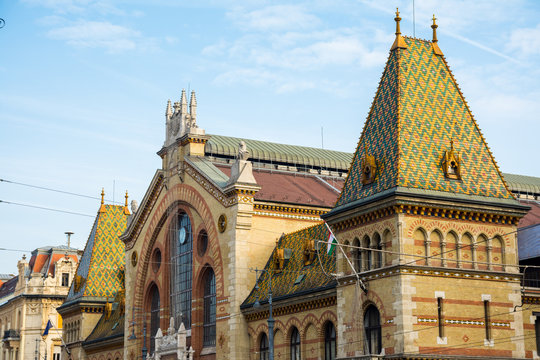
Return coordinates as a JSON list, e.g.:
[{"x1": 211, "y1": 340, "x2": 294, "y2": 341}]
[{"x1": 200, "y1": 346, "x2": 216, "y2": 356}]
